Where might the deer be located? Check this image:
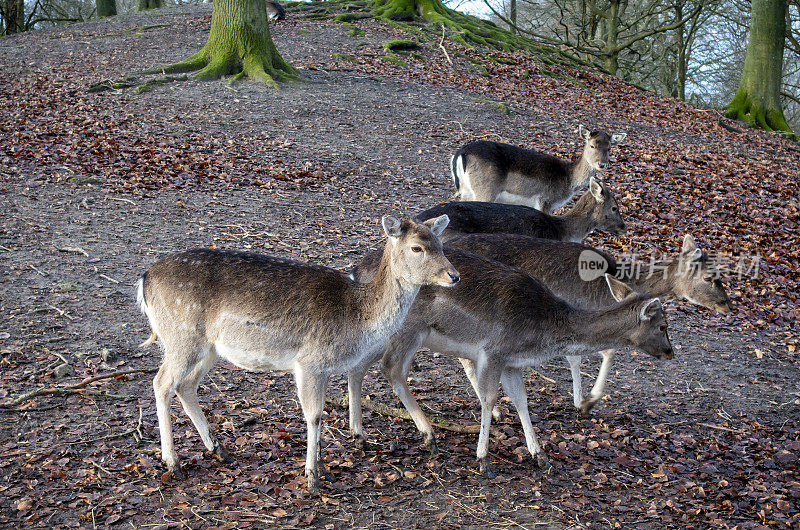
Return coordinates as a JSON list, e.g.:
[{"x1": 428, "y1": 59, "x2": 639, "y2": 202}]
[
  {"x1": 446, "y1": 232, "x2": 731, "y2": 417},
  {"x1": 451, "y1": 125, "x2": 626, "y2": 213},
  {"x1": 347, "y1": 248, "x2": 673, "y2": 475},
  {"x1": 266, "y1": 1, "x2": 285, "y2": 21},
  {"x1": 136, "y1": 215, "x2": 458, "y2": 491},
  {"x1": 414, "y1": 177, "x2": 625, "y2": 243}
]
